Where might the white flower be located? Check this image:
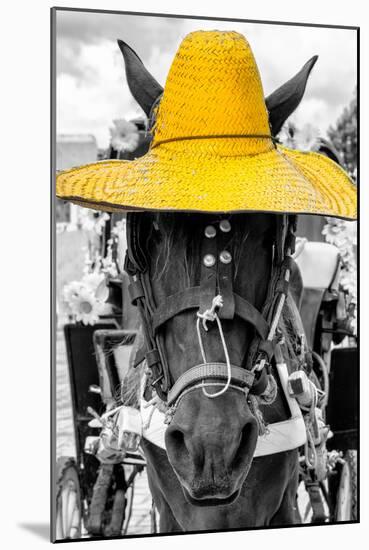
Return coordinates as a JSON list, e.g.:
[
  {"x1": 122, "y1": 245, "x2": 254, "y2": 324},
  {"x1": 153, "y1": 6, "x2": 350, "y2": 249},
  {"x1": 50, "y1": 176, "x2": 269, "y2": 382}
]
[
  {"x1": 340, "y1": 272, "x2": 356, "y2": 296},
  {"x1": 345, "y1": 221, "x2": 357, "y2": 246},
  {"x1": 77, "y1": 207, "x2": 96, "y2": 232},
  {"x1": 111, "y1": 219, "x2": 125, "y2": 237},
  {"x1": 63, "y1": 281, "x2": 85, "y2": 306},
  {"x1": 63, "y1": 271, "x2": 110, "y2": 325},
  {"x1": 279, "y1": 122, "x2": 320, "y2": 151},
  {"x1": 82, "y1": 271, "x2": 106, "y2": 292},
  {"x1": 94, "y1": 213, "x2": 110, "y2": 236},
  {"x1": 322, "y1": 218, "x2": 357, "y2": 307},
  {"x1": 69, "y1": 287, "x2": 103, "y2": 326},
  {"x1": 109, "y1": 119, "x2": 140, "y2": 153},
  {"x1": 77, "y1": 207, "x2": 110, "y2": 236}
]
